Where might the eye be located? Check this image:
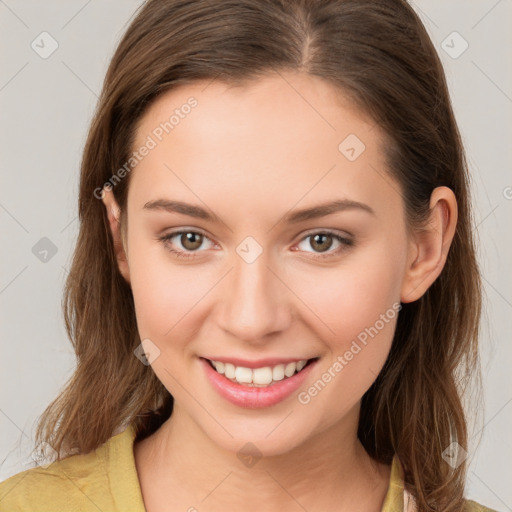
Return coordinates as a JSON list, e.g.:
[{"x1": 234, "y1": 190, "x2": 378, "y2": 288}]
[
  {"x1": 295, "y1": 230, "x2": 354, "y2": 260},
  {"x1": 158, "y1": 229, "x2": 215, "y2": 259},
  {"x1": 158, "y1": 228, "x2": 354, "y2": 261}
]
